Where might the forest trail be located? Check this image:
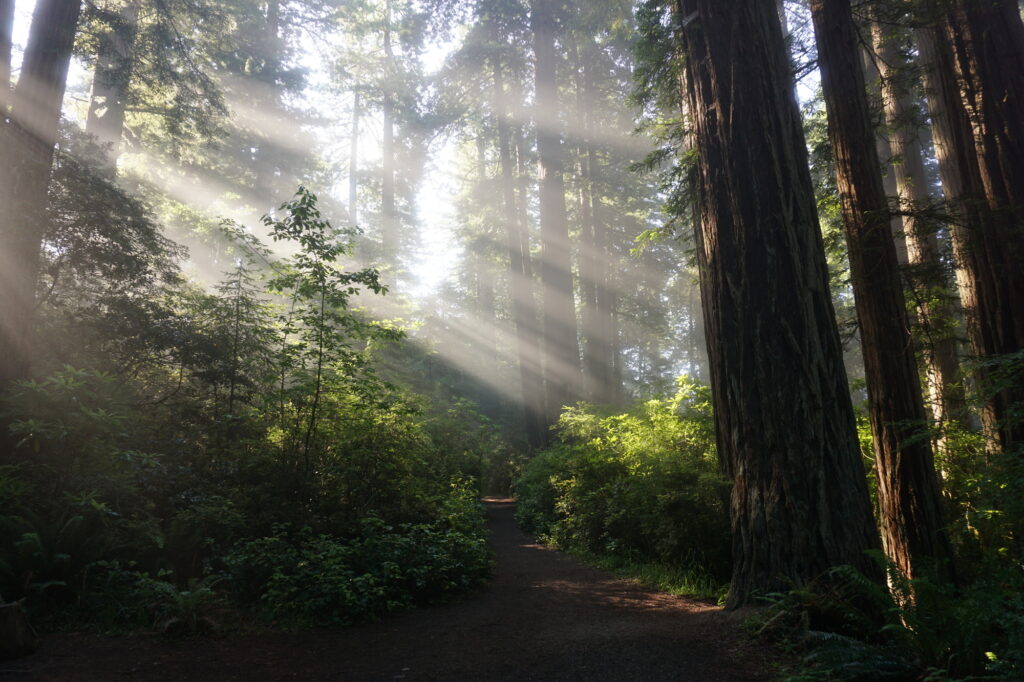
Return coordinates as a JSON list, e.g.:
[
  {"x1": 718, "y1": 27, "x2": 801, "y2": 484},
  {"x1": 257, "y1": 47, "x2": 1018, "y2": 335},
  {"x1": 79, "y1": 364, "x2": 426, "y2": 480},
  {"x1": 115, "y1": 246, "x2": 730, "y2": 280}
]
[{"x1": 9, "y1": 500, "x2": 768, "y2": 681}]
